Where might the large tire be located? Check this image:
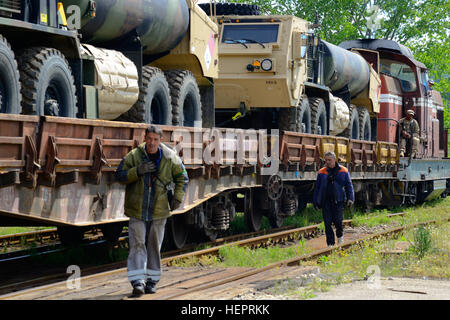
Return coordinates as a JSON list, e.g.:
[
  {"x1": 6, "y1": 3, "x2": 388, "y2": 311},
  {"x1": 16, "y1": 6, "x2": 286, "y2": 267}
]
[
  {"x1": 18, "y1": 47, "x2": 77, "y2": 117},
  {"x1": 310, "y1": 97, "x2": 327, "y2": 135},
  {"x1": 199, "y1": 2, "x2": 261, "y2": 16},
  {"x1": 340, "y1": 104, "x2": 360, "y2": 140},
  {"x1": 117, "y1": 66, "x2": 172, "y2": 124},
  {"x1": 0, "y1": 35, "x2": 21, "y2": 114},
  {"x1": 279, "y1": 95, "x2": 311, "y2": 133},
  {"x1": 165, "y1": 70, "x2": 202, "y2": 127},
  {"x1": 357, "y1": 106, "x2": 372, "y2": 141},
  {"x1": 200, "y1": 85, "x2": 215, "y2": 128}
]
